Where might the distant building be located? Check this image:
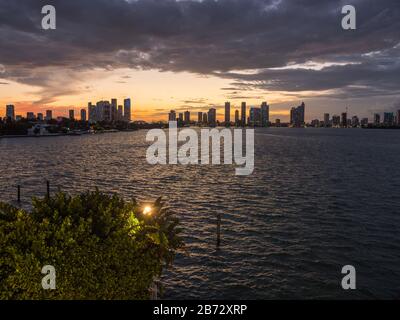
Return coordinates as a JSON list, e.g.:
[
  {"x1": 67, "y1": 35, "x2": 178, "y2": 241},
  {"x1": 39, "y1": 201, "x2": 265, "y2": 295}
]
[
  {"x1": 111, "y1": 99, "x2": 118, "y2": 122},
  {"x1": 88, "y1": 102, "x2": 95, "y2": 122},
  {"x1": 311, "y1": 119, "x2": 320, "y2": 127},
  {"x1": 124, "y1": 98, "x2": 131, "y2": 122},
  {"x1": 384, "y1": 112, "x2": 394, "y2": 126},
  {"x1": 37, "y1": 113, "x2": 44, "y2": 121},
  {"x1": 69, "y1": 110, "x2": 75, "y2": 120},
  {"x1": 374, "y1": 113, "x2": 381, "y2": 126},
  {"x1": 202, "y1": 112, "x2": 208, "y2": 124},
  {"x1": 341, "y1": 112, "x2": 348, "y2": 128},
  {"x1": 198, "y1": 112, "x2": 203, "y2": 124},
  {"x1": 397, "y1": 110, "x2": 400, "y2": 126},
  {"x1": 332, "y1": 115, "x2": 341, "y2": 127},
  {"x1": 241, "y1": 102, "x2": 246, "y2": 126},
  {"x1": 27, "y1": 112, "x2": 35, "y2": 121},
  {"x1": 361, "y1": 118, "x2": 369, "y2": 127},
  {"x1": 261, "y1": 102, "x2": 270, "y2": 127},
  {"x1": 208, "y1": 108, "x2": 217, "y2": 127},
  {"x1": 184, "y1": 111, "x2": 191, "y2": 124},
  {"x1": 324, "y1": 113, "x2": 330, "y2": 127},
  {"x1": 235, "y1": 110, "x2": 239, "y2": 126},
  {"x1": 6, "y1": 104, "x2": 15, "y2": 120},
  {"x1": 351, "y1": 116, "x2": 360, "y2": 127},
  {"x1": 118, "y1": 105, "x2": 123, "y2": 121},
  {"x1": 16, "y1": 115, "x2": 22, "y2": 121},
  {"x1": 178, "y1": 113, "x2": 184, "y2": 122},
  {"x1": 46, "y1": 110, "x2": 53, "y2": 121},
  {"x1": 225, "y1": 102, "x2": 231, "y2": 124},
  {"x1": 290, "y1": 102, "x2": 305, "y2": 127},
  {"x1": 168, "y1": 110, "x2": 176, "y2": 122},
  {"x1": 275, "y1": 119, "x2": 281, "y2": 127},
  {"x1": 81, "y1": 109, "x2": 87, "y2": 122},
  {"x1": 249, "y1": 107, "x2": 261, "y2": 126}
]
